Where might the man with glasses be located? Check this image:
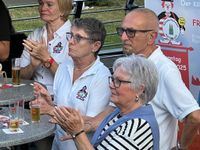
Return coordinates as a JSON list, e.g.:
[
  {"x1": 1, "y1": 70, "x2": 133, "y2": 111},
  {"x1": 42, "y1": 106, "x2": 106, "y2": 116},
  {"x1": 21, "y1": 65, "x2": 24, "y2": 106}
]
[{"x1": 85, "y1": 8, "x2": 200, "y2": 150}]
